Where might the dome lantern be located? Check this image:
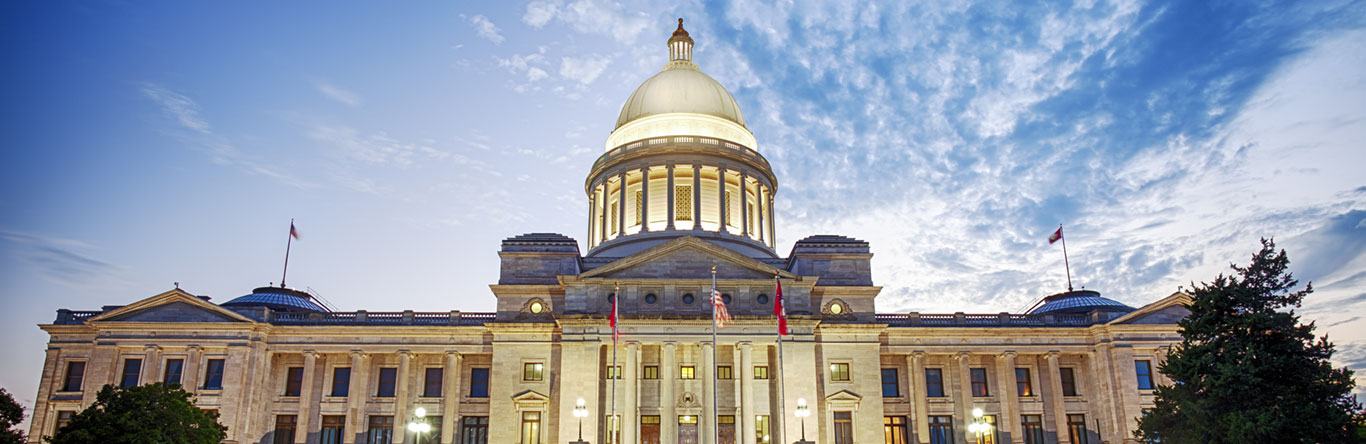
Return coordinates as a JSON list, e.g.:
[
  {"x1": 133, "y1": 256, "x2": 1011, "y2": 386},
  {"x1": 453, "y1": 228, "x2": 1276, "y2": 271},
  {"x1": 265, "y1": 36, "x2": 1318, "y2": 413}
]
[{"x1": 667, "y1": 18, "x2": 694, "y2": 66}]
